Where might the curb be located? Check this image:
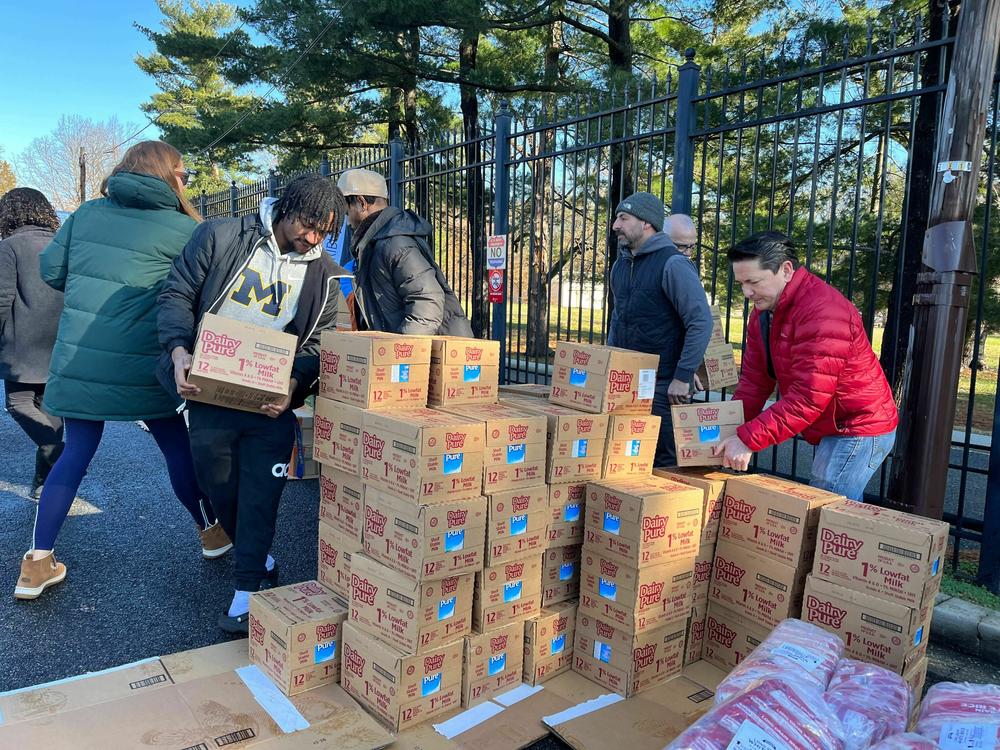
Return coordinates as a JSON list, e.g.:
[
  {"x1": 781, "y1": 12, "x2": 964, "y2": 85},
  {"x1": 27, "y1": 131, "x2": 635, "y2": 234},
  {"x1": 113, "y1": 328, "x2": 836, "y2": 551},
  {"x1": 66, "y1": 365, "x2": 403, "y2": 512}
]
[{"x1": 931, "y1": 593, "x2": 1000, "y2": 665}]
